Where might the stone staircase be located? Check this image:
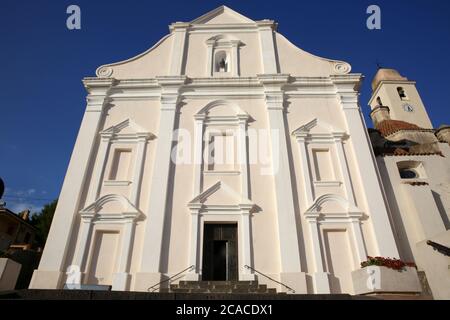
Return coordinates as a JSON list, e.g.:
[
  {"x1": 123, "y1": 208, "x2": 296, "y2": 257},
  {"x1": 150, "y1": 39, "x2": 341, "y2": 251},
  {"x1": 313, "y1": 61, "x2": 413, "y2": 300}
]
[{"x1": 160, "y1": 281, "x2": 279, "y2": 294}]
